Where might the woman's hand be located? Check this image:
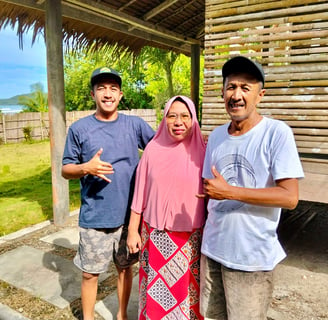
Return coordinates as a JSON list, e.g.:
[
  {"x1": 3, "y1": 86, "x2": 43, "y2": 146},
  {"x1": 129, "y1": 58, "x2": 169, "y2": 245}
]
[{"x1": 127, "y1": 230, "x2": 142, "y2": 254}]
